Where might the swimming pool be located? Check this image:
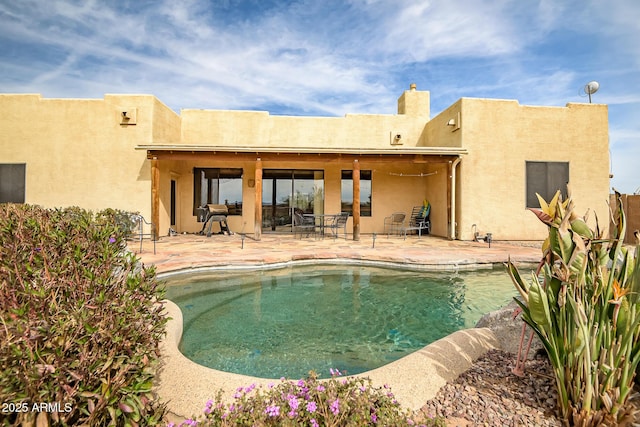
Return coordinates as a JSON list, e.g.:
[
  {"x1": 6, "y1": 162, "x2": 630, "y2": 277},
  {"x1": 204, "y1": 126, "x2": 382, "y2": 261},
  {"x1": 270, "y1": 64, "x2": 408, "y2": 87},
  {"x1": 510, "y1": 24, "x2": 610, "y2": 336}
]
[{"x1": 166, "y1": 264, "x2": 518, "y2": 379}]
